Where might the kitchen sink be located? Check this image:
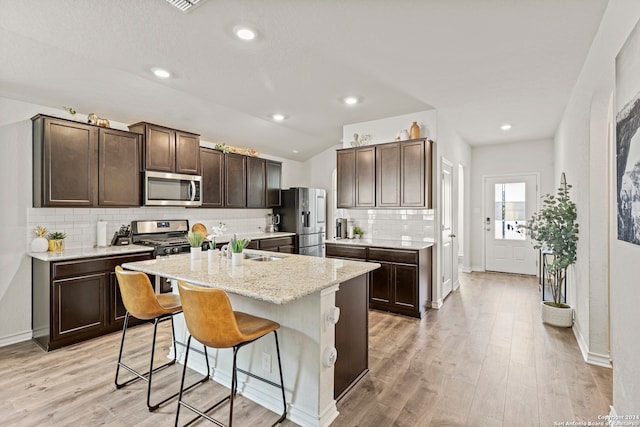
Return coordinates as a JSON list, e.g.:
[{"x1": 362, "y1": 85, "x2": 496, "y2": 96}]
[{"x1": 245, "y1": 254, "x2": 283, "y2": 262}]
